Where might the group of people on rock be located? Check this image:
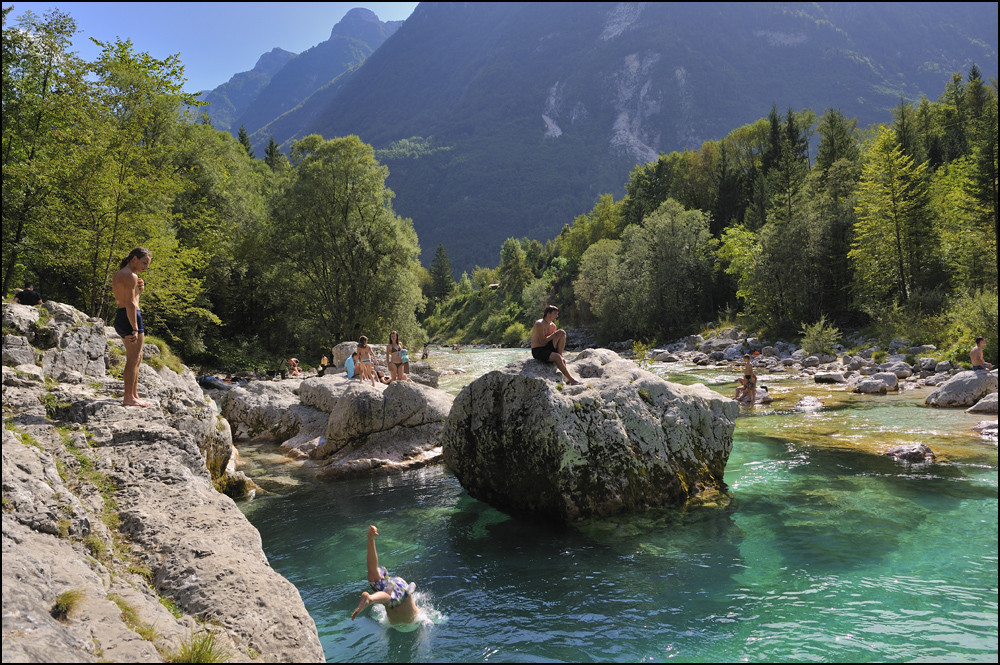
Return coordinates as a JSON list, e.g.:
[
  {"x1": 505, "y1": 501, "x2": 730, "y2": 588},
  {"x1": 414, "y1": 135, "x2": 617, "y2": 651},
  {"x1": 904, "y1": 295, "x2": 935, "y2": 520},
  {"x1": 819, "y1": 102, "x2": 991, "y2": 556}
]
[
  {"x1": 345, "y1": 331, "x2": 413, "y2": 386},
  {"x1": 14, "y1": 249, "x2": 997, "y2": 417}
]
